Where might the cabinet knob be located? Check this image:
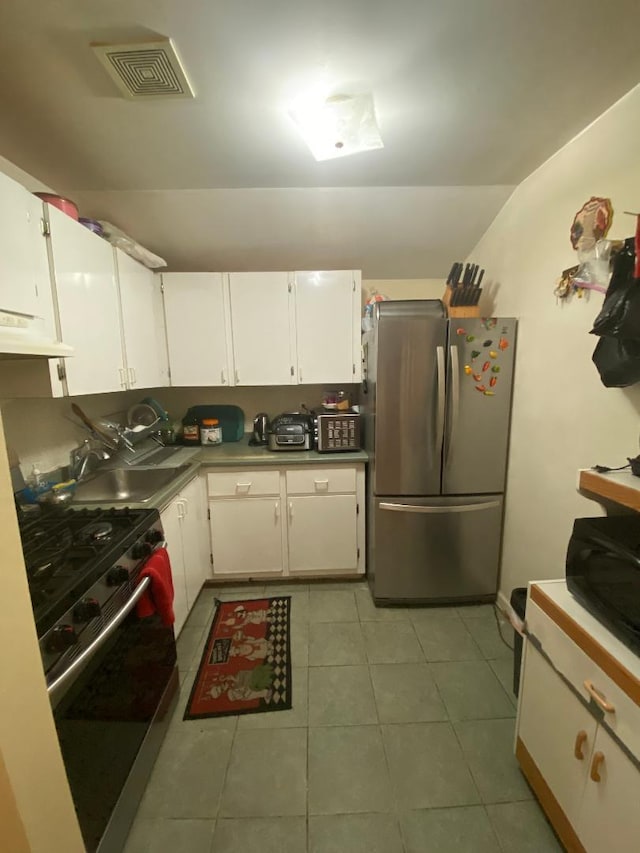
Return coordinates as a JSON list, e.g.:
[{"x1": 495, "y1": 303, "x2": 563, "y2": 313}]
[
  {"x1": 590, "y1": 751, "x2": 605, "y2": 783},
  {"x1": 574, "y1": 730, "x2": 588, "y2": 760},
  {"x1": 584, "y1": 680, "x2": 615, "y2": 714}
]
